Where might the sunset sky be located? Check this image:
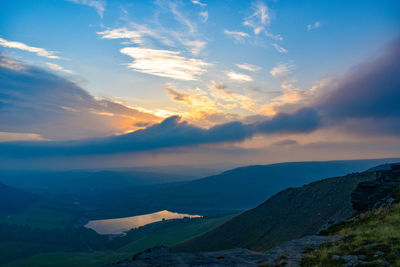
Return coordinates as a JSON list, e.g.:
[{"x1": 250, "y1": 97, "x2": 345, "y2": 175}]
[{"x1": 0, "y1": 0, "x2": 399, "y2": 169}]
